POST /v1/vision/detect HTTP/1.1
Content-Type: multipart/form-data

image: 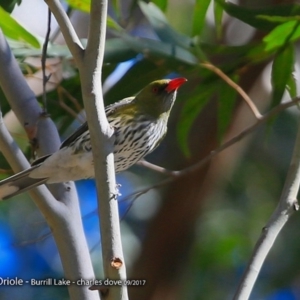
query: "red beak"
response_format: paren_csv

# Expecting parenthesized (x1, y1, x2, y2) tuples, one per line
(165, 77, 187, 93)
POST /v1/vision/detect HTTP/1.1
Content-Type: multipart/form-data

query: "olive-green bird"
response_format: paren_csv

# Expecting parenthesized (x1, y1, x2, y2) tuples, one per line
(0, 77, 187, 199)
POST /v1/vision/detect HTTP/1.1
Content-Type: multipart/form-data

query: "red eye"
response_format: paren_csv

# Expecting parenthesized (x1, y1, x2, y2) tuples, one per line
(152, 87, 158, 94)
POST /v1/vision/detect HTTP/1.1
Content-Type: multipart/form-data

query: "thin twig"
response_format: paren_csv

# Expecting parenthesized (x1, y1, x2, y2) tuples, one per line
(16, 231, 52, 247)
(57, 86, 85, 122)
(126, 97, 300, 203)
(57, 86, 83, 113)
(58, 100, 81, 120)
(201, 62, 263, 119)
(136, 160, 177, 176)
(41, 8, 52, 113)
(0, 168, 13, 175)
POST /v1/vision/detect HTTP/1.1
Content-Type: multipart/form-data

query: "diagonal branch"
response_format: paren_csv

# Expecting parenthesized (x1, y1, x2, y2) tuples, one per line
(125, 96, 300, 203)
(201, 62, 263, 119)
(233, 114, 300, 300)
(45, 0, 84, 65)
(0, 29, 98, 300)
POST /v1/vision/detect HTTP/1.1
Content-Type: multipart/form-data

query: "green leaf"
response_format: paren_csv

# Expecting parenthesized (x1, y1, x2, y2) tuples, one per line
(122, 35, 198, 66)
(0, 7, 40, 48)
(10, 38, 136, 64)
(111, 0, 121, 18)
(139, 2, 192, 48)
(257, 15, 300, 23)
(271, 44, 295, 108)
(107, 16, 123, 32)
(214, 0, 225, 38)
(217, 77, 237, 141)
(221, 2, 300, 31)
(9, 39, 71, 57)
(151, 0, 168, 12)
(286, 73, 297, 99)
(263, 20, 300, 52)
(191, 0, 211, 36)
(177, 83, 216, 157)
(104, 38, 137, 63)
(0, 0, 22, 13)
(65, 0, 90, 12)
(247, 43, 273, 63)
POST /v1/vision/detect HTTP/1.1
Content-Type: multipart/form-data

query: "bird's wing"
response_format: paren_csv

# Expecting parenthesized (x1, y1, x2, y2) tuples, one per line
(0, 165, 48, 200)
(60, 122, 89, 149)
(31, 154, 52, 166)
(54, 97, 134, 150)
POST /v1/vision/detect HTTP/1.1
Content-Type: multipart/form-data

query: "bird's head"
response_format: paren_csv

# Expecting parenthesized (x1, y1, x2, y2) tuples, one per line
(134, 77, 187, 118)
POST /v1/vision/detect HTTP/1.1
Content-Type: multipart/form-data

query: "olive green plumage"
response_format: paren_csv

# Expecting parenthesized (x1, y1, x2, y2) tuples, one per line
(0, 78, 187, 199)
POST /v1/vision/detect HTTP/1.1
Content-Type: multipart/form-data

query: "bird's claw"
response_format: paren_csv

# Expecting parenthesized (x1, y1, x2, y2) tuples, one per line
(111, 184, 122, 200)
(115, 183, 122, 197)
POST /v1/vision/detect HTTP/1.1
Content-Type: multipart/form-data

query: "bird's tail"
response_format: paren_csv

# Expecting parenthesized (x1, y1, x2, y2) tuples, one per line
(0, 165, 48, 200)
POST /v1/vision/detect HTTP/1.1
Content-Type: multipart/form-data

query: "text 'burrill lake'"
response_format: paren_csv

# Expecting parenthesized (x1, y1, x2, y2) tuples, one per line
(0, 277, 146, 286)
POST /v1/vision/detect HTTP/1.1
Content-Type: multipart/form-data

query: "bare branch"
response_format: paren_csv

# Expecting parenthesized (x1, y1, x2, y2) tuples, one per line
(57, 86, 84, 117)
(41, 8, 52, 112)
(233, 114, 300, 299)
(44, 0, 84, 65)
(82, 0, 129, 298)
(129, 97, 300, 202)
(46, 0, 128, 299)
(201, 62, 263, 119)
(136, 160, 176, 176)
(0, 29, 98, 300)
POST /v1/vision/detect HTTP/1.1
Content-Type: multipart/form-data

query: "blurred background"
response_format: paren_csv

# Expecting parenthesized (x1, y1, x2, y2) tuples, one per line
(0, 0, 300, 299)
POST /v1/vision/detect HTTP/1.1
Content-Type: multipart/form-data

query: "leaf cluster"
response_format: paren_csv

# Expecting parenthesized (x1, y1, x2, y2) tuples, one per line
(1, 1, 299, 157)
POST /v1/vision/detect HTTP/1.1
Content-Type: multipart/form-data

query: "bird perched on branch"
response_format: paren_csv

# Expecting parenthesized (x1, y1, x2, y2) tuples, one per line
(0, 77, 187, 200)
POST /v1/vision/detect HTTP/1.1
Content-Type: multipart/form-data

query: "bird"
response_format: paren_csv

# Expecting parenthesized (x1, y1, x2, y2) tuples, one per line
(0, 77, 187, 200)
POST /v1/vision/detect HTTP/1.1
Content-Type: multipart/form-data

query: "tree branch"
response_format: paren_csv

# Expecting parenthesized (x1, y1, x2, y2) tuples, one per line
(136, 160, 176, 176)
(46, 1, 128, 299)
(0, 29, 98, 300)
(83, 1, 128, 298)
(201, 62, 262, 119)
(233, 117, 300, 299)
(125, 96, 300, 203)
(45, 0, 84, 65)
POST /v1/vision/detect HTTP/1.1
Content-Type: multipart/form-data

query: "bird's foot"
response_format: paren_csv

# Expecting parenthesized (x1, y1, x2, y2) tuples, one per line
(111, 184, 122, 200)
(115, 183, 122, 197)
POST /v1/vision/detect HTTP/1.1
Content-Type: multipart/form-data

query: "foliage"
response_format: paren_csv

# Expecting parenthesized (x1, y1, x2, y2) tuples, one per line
(0, 6, 39, 48)
(1, 1, 300, 299)
(0, 0, 22, 13)
(4, 1, 299, 155)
